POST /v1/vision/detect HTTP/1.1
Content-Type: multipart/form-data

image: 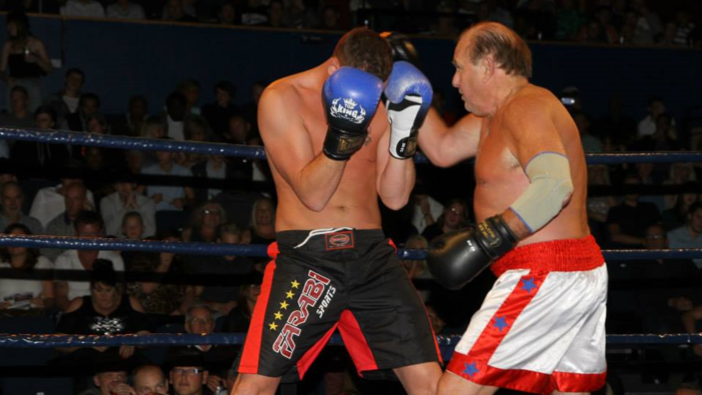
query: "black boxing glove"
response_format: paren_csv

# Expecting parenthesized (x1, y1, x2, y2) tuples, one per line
(381, 31, 422, 69)
(427, 215, 518, 290)
(322, 67, 383, 161)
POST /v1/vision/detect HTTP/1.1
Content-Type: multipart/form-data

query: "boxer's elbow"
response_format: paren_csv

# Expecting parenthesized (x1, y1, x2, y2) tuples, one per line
(297, 193, 330, 212)
(381, 194, 410, 211)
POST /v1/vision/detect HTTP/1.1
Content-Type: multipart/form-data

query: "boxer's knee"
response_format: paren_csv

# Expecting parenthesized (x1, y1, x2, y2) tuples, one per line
(231, 373, 280, 395)
(437, 371, 498, 395)
(394, 362, 442, 395)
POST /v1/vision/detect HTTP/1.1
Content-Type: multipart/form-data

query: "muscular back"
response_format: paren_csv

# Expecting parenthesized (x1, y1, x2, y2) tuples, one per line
(258, 65, 392, 231)
(474, 84, 589, 245)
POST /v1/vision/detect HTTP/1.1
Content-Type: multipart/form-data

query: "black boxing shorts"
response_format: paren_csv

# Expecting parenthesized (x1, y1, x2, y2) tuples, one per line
(235, 228, 442, 380)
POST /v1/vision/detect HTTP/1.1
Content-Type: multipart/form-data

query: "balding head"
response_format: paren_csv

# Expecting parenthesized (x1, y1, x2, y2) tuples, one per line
(457, 22, 532, 79)
(65, 182, 88, 219)
(133, 365, 168, 395)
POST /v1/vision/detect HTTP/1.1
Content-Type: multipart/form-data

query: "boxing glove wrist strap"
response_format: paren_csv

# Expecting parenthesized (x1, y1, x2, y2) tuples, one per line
(323, 127, 367, 161)
(475, 215, 518, 259)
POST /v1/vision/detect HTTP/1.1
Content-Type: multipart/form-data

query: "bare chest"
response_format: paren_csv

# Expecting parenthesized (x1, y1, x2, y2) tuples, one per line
(474, 119, 522, 185)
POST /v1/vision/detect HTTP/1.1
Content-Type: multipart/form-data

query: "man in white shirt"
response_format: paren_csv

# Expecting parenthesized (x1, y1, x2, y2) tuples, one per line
(100, 172, 156, 238)
(60, 0, 106, 17)
(30, 176, 95, 229)
(54, 211, 124, 310)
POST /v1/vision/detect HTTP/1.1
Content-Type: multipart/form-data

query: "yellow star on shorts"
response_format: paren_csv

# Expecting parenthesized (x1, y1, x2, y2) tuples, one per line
(274, 312, 283, 320)
(269, 322, 278, 331)
(280, 301, 289, 310)
(286, 290, 295, 299)
(291, 280, 300, 289)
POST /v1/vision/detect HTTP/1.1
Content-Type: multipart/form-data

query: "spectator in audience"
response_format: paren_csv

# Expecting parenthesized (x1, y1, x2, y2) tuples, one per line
(189, 223, 254, 315)
(121, 211, 145, 240)
(0, 10, 52, 112)
(86, 112, 110, 134)
(630, 0, 662, 46)
(44, 68, 84, 126)
(127, 252, 186, 315)
(66, 92, 101, 131)
(101, 170, 156, 238)
(132, 365, 169, 395)
(0, 85, 34, 127)
(222, 271, 261, 333)
(191, 154, 245, 202)
(631, 112, 681, 153)
(111, 95, 148, 137)
(11, 105, 74, 169)
(54, 211, 125, 309)
(143, 139, 195, 215)
(218, 3, 237, 25)
(201, 81, 238, 139)
(163, 91, 188, 140)
(410, 178, 444, 235)
(674, 11, 695, 47)
(668, 202, 702, 269)
(657, 22, 679, 47)
(638, 96, 668, 138)
(242, 196, 275, 246)
(183, 201, 226, 243)
(141, 115, 166, 139)
(663, 163, 697, 210)
(168, 351, 209, 395)
(319, 5, 340, 30)
(400, 234, 431, 302)
(555, 0, 584, 40)
(77, 360, 134, 395)
(0, 181, 43, 234)
(106, 0, 146, 19)
(241, 79, 267, 134)
(176, 115, 209, 169)
(594, 95, 637, 147)
(573, 110, 602, 152)
(0, 223, 54, 310)
(576, 14, 617, 44)
(606, 173, 661, 248)
(240, 0, 268, 25)
(663, 181, 700, 231)
(224, 113, 252, 145)
(29, 161, 95, 226)
(55, 260, 149, 366)
(421, 198, 470, 242)
(43, 182, 91, 260)
(60, 0, 105, 17)
(178, 79, 201, 115)
(266, 0, 284, 27)
(587, 164, 617, 243)
(162, 0, 197, 22)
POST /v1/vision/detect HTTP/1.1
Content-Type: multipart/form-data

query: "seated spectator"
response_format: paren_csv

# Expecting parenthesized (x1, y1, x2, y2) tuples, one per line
(54, 212, 125, 309)
(188, 223, 254, 315)
(106, 0, 146, 19)
(0, 223, 54, 311)
(422, 198, 470, 242)
(410, 178, 444, 235)
(65, 92, 101, 131)
(630, 112, 681, 152)
(86, 112, 110, 134)
(668, 202, 702, 269)
(319, 5, 341, 30)
(606, 174, 661, 248)
(573, 110, 602, 152)
(162, 0, 198, 22)
(638, 96, 669, 138)
(162, 91, 187, 140)
(218, 3, 237, 25)
(168, 305, 234, 393)
(141, 116, 167, 140)
(183, 201, 226, 243)
(77, 358, 133, 395)
(101, 171, 156, 238)
(192, 154, 247, 202)
(60, 0, 105, 17)
(29, 163, 95, 230)
(201, 81, 239, 139)
(587, 164, 617, 243)
(663, 163, 697, 210)
(43, 182, 91, 261)
(111, 95, 148, 137)
(127, 252, 186, 315)
(44, 68, 84, 127)
(222, 272, 261, 333)
(143, 141, 195, 230)
(178, 79, 201, 115)
(176, 116, 209, 169)
(555, 0, 584, 40)
(243, 197, 275, 246)
(400, 234, 431, 302)
(121, 212, 145, 240)
(132, 365, 169, 395)
(168, 351, 209, 395)
(0, 85, 35, 128)
(55, 260, 149, 366)
(0, 181, 43, 234)
(663, 182, 700, 231)
(11, 106, 73, 169)
(240, 0, 268, 25)
(594, 95, 637, 147)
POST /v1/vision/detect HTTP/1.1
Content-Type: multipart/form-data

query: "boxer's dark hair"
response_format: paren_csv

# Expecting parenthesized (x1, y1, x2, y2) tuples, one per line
(460, 22, 532, 79)
(333, 27, 393, 82)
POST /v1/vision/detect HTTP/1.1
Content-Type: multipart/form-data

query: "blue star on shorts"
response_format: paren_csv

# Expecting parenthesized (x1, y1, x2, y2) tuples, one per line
(521, 277, 536, 293)
(493, 316, 508, 331)
(463, 362, 479, 378)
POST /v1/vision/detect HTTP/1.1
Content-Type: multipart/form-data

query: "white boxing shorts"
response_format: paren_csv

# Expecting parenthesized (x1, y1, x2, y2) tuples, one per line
(447, 235, 607, 395)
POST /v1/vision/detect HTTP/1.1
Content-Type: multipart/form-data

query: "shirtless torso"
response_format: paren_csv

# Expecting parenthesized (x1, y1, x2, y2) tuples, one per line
(258, 61, 403, 232)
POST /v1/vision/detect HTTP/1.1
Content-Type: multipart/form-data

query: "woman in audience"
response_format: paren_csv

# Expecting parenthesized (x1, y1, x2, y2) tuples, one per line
(182, 201, 227, 243)
(242, 197, 275, 245)
(176, 115, 210, 169)
(662, 181, 700, 231)
(0, 223, 54, 310)
(55, 259, 150, 365)
(126, 252, 186, 315)
(222, 272, 262, 333)
(421, 198, 470, 242)
(121, 211, 145, 240)
(663, 162, 697, 210)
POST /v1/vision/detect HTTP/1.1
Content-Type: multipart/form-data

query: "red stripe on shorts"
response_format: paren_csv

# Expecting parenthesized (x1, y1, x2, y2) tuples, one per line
(447, 272, 548, 385)
(296, 323, 340, 379)
(238, 243, 279, 374)
(338, 310, 379, 374)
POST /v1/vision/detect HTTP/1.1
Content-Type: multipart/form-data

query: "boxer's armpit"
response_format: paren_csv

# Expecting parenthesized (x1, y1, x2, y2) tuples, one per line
(509, 152, 574, 233)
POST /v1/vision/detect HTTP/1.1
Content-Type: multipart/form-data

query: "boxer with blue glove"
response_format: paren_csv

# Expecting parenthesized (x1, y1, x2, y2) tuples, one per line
(232, 28, 442, 395)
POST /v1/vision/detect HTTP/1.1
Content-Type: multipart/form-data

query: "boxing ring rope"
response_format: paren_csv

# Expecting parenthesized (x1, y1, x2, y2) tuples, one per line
(0, 127, 700, 355)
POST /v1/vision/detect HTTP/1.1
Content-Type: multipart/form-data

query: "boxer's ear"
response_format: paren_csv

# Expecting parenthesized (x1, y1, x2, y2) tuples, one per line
(481, 55, 495, 83)
(327, 57, 341, 75)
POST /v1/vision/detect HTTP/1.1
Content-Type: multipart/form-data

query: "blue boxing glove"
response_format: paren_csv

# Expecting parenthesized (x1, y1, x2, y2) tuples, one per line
(323, 67, 383, 161)
(384, 61, 433, 159)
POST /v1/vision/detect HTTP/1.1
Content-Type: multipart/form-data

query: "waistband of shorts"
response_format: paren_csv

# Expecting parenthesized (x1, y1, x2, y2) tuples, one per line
(490, 235, 604, 277)
(275, 228, 386, 251)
